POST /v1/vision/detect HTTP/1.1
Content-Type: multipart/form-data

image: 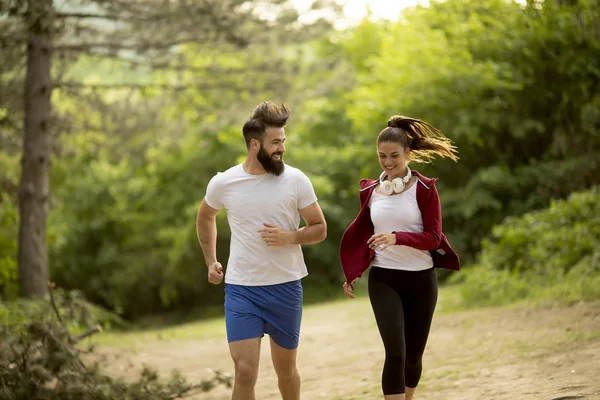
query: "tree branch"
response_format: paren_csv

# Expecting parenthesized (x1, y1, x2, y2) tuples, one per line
(55, 12, 153, 21)
(43, 326, 88, 372)
(73, 325, 103, 343)
(0, 371, 10, 399)
(84, 53, 272, 74)
(56, 12, 117, 20)
(53, 39, 201, 52)
(48, 281, 73, 343)
(54, 81, 236, 91)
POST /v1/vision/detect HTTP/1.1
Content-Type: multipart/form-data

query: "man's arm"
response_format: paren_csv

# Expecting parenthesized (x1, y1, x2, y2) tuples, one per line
(295, 201, 327, 244)
(196, 199, 223, 284)
(258, 201, 327, 246)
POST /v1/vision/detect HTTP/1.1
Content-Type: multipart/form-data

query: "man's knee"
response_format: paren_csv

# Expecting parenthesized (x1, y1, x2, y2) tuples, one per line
(274, 361, 298, 381)
(234, 360, 259, 384)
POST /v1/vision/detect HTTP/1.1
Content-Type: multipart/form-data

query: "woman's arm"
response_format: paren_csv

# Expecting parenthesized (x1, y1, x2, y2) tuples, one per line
(393, 184, 442, 250)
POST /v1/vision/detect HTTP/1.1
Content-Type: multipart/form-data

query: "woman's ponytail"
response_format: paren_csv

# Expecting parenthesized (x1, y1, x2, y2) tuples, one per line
(379, 115, 459, 163)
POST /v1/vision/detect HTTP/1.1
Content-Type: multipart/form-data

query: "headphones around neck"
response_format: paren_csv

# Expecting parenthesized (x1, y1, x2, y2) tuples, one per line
(379, 166, 412, 196)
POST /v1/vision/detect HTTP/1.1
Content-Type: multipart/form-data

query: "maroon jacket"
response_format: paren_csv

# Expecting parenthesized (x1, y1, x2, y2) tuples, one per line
(340, 171, 460, 284)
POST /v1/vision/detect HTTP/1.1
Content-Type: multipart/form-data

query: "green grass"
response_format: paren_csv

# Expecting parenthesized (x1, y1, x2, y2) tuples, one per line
(92, 314, 225, 346)
(91, 279, 598, 349)
(92, 283, 464, 347)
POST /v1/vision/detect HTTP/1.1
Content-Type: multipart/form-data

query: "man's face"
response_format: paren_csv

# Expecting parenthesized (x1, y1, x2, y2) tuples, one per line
(256, 127, 286, 176)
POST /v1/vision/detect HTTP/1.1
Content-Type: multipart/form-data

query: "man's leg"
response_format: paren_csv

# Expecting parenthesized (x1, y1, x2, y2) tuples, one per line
(262, 280, 303, 400)
(229, 338, 261, 400)
(224, 284, 266, 400)
(270, 337, 300, 400)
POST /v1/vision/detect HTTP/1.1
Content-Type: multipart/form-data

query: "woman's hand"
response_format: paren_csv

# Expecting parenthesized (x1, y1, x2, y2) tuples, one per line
(367, 233, 397, 251)
(343, 278, 358, 299)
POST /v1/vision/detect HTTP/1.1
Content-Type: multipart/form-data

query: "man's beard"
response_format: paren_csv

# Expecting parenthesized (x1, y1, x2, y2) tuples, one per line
(257, 144, 285, 176)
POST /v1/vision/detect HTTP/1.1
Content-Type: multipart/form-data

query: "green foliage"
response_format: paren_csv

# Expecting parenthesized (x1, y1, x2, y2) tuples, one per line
(481, 187, 600, 275)
(0, 286, 126, 344)
(0, 287, 231, 400)
(340, 0, 600, 264)
(289, 0, 600, 269)
(48, 130, 235, 318)
(458, 187, 600, 306)
(0, 151, 19, 301)
(3, 0, 600, 318)
(0, 194, 17, 301)
(45, 0, 600, 315)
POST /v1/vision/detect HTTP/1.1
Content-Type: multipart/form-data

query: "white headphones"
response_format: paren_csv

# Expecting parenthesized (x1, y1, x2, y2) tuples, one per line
(379, 166, 412, 196)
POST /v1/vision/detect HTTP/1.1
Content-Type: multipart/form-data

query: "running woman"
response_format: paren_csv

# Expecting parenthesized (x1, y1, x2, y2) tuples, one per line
(340, 115, 460, 400)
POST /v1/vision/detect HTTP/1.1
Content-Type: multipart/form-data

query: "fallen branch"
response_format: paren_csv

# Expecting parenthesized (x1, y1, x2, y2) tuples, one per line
(44, 326, 88, 372)
(73, 325, 103, 343)
(1, 285, 231, 399)
(48, 281, 73, 343)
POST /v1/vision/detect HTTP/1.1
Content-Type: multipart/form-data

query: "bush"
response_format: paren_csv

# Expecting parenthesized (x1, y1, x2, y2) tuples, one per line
(457, 187, 600, 306)
(0, 192, 18, 301)
(0, 284, 231, 400)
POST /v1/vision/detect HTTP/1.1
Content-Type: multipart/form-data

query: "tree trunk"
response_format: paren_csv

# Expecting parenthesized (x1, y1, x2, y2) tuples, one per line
(18, 0, 54, 298)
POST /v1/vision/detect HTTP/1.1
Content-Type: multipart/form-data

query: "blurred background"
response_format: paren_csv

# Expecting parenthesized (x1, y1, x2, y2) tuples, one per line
(1, 0, 599, 323)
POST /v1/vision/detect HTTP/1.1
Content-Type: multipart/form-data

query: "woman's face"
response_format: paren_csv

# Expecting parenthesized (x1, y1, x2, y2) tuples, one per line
(378, 141, 410, 179)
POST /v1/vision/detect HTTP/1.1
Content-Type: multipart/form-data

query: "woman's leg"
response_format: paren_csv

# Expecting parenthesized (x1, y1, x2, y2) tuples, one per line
(403, 268, 438, 399)
(368, 267, 407, 398)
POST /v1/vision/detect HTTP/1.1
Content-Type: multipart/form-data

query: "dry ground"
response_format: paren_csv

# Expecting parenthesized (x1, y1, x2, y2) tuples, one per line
(93, 287, 600, 400)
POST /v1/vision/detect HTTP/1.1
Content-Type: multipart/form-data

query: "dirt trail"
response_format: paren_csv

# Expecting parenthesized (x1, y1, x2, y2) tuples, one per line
(98, 298, 600, 400)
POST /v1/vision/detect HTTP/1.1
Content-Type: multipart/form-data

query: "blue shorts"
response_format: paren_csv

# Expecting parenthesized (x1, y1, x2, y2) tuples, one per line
(224, 280, 303, 350)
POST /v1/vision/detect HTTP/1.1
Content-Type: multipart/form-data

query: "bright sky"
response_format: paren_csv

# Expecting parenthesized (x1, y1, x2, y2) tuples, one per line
(292, 0, 430, 24)
(339, 0, 428, 20)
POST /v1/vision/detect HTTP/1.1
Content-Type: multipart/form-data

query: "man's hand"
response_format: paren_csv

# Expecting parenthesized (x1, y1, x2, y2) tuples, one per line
(258, 223, 295, 246)
(208, 261, 224, 285)
(343, 278, 358, 299)
(367, 233, 397, 251)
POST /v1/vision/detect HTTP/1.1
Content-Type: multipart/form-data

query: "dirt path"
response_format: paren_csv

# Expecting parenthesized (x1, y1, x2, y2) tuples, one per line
(97, 297, 600, 399)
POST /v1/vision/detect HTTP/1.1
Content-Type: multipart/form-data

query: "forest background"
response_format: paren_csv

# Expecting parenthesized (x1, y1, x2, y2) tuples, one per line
(1, 0, 599, 322)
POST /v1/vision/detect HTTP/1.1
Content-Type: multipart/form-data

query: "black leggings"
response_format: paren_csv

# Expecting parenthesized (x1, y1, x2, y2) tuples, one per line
(368, 266, 438, 395)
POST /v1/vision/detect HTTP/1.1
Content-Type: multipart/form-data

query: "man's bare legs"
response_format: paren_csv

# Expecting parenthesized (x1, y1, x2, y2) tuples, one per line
(229, 338, 261, 400)
(270, 337, 300, 400)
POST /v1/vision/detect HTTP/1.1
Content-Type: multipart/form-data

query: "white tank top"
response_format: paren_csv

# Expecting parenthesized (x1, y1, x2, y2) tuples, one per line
(368, 183, 433, 271)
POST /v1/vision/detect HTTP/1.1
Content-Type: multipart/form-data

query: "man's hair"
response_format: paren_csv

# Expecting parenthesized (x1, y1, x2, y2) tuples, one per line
(242, 102, 290, 148)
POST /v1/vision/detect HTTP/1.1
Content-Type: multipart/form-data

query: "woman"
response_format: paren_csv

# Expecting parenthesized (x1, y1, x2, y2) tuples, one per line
(339, 116, 460, 400)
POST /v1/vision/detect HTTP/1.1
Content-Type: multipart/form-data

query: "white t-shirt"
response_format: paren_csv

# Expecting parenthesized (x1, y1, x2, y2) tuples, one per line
(369, 183, 433, 271)
(204, 163, 318, 286)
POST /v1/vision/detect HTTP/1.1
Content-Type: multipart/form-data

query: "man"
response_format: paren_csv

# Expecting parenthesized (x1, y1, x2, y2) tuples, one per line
(196, 101, 327, 400)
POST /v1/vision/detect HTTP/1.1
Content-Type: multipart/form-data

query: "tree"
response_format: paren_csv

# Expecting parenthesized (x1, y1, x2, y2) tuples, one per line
(18, 0, 53, 298)
(291, 0, 600, 266)
(2, 0, 339, 298)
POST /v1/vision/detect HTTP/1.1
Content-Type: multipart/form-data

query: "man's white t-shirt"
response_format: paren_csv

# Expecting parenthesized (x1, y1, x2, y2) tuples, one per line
(204, 164, 318, 286)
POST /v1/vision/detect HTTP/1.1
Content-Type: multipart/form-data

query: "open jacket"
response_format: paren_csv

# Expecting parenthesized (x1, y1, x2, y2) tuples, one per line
(340, 170, 460, 284)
